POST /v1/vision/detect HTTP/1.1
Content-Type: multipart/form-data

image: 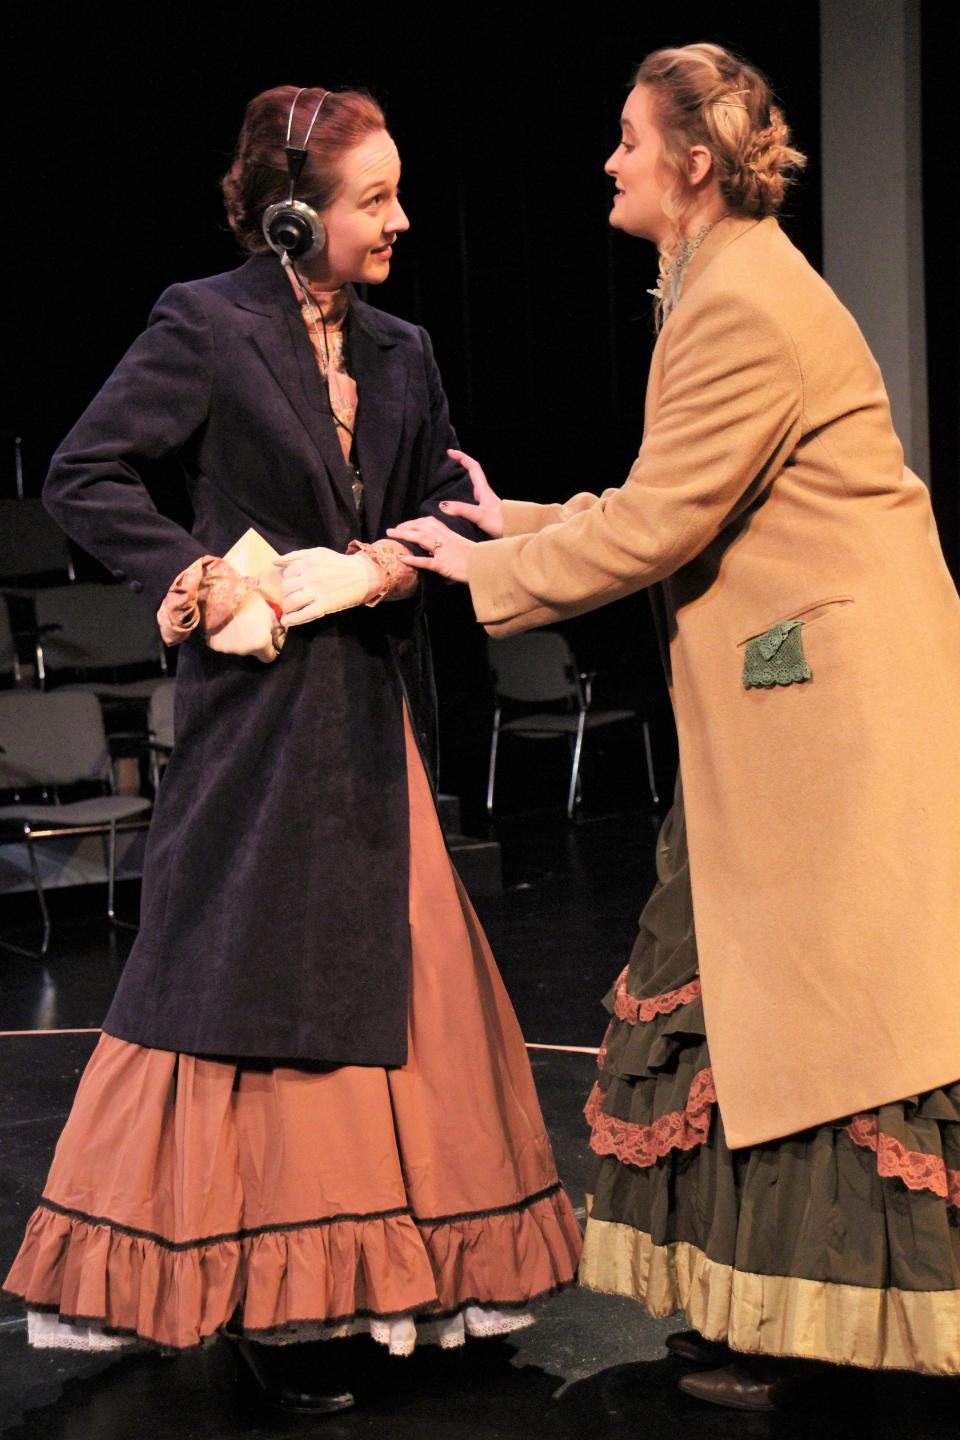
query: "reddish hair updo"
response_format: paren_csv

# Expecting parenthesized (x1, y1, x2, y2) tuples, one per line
(222, 84, 387, 255)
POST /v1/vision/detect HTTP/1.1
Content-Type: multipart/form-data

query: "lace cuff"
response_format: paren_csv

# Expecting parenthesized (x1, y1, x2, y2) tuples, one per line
(157, 556, 270, 646)
(346, 539, 418, 607)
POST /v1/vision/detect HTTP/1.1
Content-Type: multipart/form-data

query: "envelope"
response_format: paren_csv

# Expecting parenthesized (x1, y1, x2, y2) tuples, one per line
(223, 528, 285, 609)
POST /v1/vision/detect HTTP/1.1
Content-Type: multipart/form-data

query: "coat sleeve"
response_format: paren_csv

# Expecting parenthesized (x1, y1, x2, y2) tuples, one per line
(411, 326, 483, 542)
(501, 498, 568, 536)
(43, 284, 214, 611)
(467, 285, 804, 636)
(498, 481, 606, 538)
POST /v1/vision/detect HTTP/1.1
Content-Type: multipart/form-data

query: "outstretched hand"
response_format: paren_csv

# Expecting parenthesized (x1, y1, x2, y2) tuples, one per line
(438, 449, 503, 537)
(385, 516, 475, 584)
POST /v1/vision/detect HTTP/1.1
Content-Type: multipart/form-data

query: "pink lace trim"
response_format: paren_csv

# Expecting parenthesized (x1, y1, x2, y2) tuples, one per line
(612, 966, 702, 1026)
(842, 1114, 960, 1207)
(346, 539, 417, 606)
(157, 556, 259, 645)
(585, 1067, 716, 1169)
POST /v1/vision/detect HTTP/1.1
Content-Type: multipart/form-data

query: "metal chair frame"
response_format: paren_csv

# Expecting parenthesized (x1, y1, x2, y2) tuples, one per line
(147, 678, 176, 791)
(0, 495, 76, 586)
(0, 815, 150, 957)
(30, 583, 168, 693)
(0, 594, 21, 686)
(0, 691, 152, 957)
(486, 632, 659, 819)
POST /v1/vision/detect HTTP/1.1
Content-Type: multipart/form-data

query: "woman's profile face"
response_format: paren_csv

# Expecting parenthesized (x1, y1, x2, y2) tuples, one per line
(305, 128, 409, 287)
(605, 85, 673, 245)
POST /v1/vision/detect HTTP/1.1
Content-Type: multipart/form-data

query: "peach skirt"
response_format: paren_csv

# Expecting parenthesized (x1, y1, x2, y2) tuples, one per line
(4, 713, 582, 1353)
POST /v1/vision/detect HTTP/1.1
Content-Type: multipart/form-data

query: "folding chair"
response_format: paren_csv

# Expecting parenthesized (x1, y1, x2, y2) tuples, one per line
(0, 690, 152, 955)
(487, 631, 658, 819)
(147, 678, 177, 790)
(0, 595, 20, 686)
(31, 583, 168, 696)
(0, 496, 76, 585)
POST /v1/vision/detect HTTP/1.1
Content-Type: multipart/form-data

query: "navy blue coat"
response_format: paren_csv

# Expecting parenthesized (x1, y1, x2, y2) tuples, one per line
(44, 255, 477, 1065)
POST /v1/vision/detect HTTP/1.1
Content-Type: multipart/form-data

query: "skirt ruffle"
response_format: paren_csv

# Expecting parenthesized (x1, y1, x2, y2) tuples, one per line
(580, 772, 960, 1375)
(4, 709, 582, 1352)
(10, 1177, 576, 1352)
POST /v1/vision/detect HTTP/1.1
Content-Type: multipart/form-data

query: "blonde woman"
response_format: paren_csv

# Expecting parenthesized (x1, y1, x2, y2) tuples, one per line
(389, 43, 960, 1411)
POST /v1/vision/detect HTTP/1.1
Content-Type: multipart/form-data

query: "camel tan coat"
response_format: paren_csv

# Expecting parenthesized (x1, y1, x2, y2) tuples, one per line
(468, 216, 960, 1148)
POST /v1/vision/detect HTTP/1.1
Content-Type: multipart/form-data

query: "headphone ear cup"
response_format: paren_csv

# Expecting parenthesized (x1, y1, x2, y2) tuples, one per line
(262, 200, 327, 261)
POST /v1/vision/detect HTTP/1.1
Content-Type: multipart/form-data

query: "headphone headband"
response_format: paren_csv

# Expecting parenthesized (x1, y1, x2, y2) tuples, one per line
(285, 88, 307, 145)
(262, 88, 332, 262)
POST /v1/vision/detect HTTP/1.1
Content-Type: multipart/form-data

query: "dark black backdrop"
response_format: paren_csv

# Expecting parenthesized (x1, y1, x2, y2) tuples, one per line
(3, 3, 823, 494)
(3, 4, 954, 815)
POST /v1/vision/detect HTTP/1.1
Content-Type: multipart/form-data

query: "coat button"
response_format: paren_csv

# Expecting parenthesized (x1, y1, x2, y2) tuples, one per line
(130, 580, 143, 593)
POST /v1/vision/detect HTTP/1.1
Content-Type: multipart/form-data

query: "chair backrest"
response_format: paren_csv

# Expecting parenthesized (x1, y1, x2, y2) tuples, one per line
(0, 690, 111, 788)
(33, 584, 162, 673)
(149, 678, 177, 750)
(0, 596, 17, 681)
(488, 632, 579, 703)
(0, 498, 74, 584)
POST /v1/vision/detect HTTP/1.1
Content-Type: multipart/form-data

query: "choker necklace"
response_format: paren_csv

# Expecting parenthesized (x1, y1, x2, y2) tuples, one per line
(648, 220, 724, 320)
(296, 280, 349, 329)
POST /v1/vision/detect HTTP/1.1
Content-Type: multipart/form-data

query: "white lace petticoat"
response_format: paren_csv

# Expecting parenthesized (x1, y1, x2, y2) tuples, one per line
(27, 1304, 534, 1358)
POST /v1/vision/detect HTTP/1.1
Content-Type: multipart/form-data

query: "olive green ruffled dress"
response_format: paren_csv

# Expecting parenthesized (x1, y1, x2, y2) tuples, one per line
(580, 774, 960, 1375)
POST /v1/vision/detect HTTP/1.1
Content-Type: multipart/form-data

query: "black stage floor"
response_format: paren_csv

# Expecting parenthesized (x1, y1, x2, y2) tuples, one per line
(1, 810, 957, 1437)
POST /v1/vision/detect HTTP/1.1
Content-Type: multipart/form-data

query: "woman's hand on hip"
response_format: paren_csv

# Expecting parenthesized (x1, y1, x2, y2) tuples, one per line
(385, 518, 475, 584)
(439, 450, 504, 537)
(276, 547, 381, 624)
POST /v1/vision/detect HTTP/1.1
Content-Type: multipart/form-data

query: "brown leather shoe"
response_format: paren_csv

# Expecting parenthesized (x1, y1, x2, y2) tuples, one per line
(665, 1329, 730, 1365)
(678, 1360, 786, 1411)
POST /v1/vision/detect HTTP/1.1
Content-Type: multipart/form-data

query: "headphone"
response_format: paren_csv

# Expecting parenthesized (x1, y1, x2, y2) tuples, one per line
(262, 89, 331, 262)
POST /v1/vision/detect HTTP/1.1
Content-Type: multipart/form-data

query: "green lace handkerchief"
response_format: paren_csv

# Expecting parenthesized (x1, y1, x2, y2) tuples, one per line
(742, 619, 812, 689)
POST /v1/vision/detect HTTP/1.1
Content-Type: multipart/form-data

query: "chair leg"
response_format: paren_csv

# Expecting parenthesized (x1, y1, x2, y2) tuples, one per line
(105, 821, 137, 931)
(0, 832, 52, 959)
(26, 836, 51, 952)
(642, 720, 660, 806)
(486, 717, 501, 815)
(567, 713, 587, 819)
(106, 820, 117, 922)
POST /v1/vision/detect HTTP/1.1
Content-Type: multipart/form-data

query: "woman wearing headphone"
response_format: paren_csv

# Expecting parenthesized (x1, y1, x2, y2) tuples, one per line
(389, 44, 960, 1411)
(4, 86, 581, 1414)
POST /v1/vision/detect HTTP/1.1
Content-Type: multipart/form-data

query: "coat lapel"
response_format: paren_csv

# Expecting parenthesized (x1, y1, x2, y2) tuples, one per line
(350, 302, 408, 540)
(230, 258, 363, 527)
(674, 214, 764, 302)
(644, 216, 765, 436)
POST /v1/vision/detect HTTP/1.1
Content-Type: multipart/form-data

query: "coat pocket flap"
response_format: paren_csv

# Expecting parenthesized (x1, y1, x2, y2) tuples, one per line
(743, 620, 812, 689)
(737, 596, 854, 649)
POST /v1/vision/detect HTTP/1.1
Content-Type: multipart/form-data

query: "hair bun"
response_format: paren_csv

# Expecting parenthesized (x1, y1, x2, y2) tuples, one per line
(635, 44, 807, 230)
(723, 106, 806, 216)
